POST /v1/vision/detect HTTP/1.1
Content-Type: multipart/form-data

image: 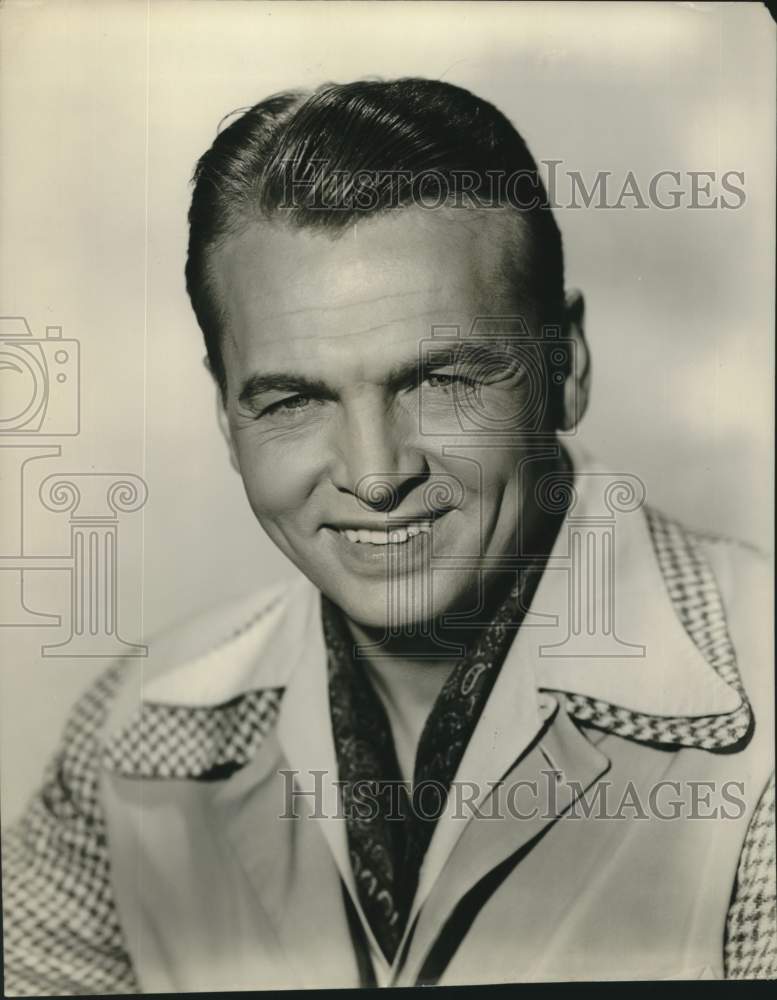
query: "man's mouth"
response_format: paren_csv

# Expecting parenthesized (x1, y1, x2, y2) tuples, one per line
(327, 507, 452, 547)
(338, 522, 434, 546)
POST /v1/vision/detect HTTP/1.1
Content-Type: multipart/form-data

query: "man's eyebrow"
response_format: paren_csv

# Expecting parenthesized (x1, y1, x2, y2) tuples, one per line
(238, 340, 525, 404)
(385, 338, 523, 390)
(237, 372, 333, 406)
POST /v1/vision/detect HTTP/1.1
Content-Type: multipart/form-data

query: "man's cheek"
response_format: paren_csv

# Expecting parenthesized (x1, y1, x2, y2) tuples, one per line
(236, 448, 314, 520)
(439, 446, 520, 500)
(471, 448, 530, 533)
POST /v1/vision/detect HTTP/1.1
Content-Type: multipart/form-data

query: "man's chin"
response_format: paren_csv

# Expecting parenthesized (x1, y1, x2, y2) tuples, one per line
(319, 579, 468, 638)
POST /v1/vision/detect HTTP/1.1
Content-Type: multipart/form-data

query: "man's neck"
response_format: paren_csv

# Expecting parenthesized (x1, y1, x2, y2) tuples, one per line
(341, 572, 524, 782)
(342, 621, 468, 782)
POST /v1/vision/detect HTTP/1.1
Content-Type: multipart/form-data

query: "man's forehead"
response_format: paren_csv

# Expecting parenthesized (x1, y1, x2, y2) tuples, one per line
(212, 206, 536, 348)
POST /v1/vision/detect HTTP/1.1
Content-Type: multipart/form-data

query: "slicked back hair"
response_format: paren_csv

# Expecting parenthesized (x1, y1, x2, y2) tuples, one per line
(185, 77, 564, 396)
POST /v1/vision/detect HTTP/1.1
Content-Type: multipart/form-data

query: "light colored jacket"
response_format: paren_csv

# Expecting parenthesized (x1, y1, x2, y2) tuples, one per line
(3, 467, 775, 991)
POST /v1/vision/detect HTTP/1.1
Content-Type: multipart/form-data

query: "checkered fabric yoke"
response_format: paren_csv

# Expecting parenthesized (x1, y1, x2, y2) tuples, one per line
(560, 506, 753, 751)
(99, 588, 287, 779)
(725, 774, 777, 979)
(101, 687, 283, 779)
(2, 661, 139, 995)
(3, 594, 285, 995)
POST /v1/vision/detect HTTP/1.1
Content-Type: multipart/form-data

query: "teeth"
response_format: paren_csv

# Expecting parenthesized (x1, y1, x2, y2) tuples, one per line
(340, 523, 433, 545)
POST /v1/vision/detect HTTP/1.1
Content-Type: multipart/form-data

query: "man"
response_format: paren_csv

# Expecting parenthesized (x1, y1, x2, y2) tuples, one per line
(2, 78, 775, 991)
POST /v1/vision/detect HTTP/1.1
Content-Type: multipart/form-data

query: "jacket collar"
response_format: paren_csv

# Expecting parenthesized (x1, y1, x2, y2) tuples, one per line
(517, 458, 741, 719)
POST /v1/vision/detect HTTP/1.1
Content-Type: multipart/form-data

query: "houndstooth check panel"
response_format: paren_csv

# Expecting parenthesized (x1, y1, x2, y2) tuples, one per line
(101, 687, 283, 779)
(2, 661, 139, 997)
(2, 668, 284, 996)
(725, 774, 777, 979)
(558, 507, 753, 751)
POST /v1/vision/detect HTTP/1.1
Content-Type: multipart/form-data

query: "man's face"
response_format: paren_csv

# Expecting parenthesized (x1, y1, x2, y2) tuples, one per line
(212, 207, 568, 629)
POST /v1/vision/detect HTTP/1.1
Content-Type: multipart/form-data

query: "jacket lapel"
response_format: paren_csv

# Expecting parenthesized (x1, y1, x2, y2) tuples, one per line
(394, 699, 611, 985)
(212, 725, 362, 989)
(271, 582, 395, 981)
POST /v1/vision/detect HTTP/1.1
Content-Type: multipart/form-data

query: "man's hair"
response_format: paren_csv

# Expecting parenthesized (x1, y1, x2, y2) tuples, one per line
(185, 77, 564, 395)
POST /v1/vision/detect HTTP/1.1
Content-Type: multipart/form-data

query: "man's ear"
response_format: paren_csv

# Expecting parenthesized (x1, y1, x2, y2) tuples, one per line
(216, 389, 240, 473)
(559, 289, 591, 432)
(206, 356, 239, 473)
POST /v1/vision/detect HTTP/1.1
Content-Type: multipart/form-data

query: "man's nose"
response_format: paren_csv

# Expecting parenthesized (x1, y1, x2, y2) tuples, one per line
(328, 394, 428, 510)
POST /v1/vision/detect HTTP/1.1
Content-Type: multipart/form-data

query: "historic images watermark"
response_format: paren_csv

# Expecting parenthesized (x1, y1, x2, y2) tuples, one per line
(277, 159, 747, 212)
(279, 769, 748, 823)
(0, 316, 147, 656)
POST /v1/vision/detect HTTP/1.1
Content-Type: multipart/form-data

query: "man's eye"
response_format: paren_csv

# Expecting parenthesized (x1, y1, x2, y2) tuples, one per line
(423, 373, 477, 392)
(259, 395, 312, 419)
(423, 361, 525, 394)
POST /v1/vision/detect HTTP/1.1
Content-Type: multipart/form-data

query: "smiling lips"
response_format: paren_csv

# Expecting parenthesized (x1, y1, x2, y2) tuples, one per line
(331, 507, 451, 546)
(339, 522, 433, 545)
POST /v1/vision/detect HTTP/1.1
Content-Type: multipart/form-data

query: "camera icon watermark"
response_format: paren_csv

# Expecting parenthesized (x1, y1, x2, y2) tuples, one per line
(0, 318, 79, 435)
(418, 317, 576, 439)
